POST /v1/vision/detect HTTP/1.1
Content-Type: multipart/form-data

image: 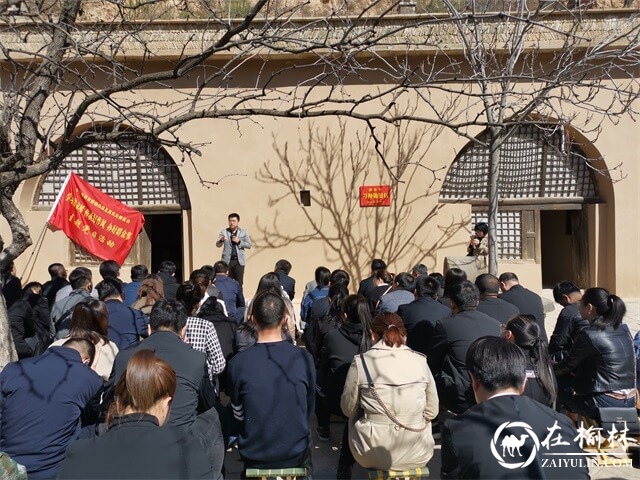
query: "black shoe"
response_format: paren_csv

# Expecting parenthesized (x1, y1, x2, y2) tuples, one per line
(316, 425, 331, 441)
(336, 463, 352, 480)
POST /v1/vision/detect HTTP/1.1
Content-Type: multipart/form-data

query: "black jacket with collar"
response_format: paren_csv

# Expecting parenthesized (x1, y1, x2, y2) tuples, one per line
(554, 324, 635, 394)
(499, 284, 547, 341)
(106, 331, 209, 427)
(58, 414, 213, 479)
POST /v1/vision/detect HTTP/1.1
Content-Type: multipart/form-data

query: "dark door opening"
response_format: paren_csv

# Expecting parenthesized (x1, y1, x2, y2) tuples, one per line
(144, 213, 184, 283)
(540, 209, 588, 288)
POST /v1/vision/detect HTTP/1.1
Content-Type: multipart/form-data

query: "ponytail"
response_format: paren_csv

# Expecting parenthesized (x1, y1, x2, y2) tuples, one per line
(371, 312, 406, 347)
(505, 315, 556, 403)
(583, 288, 626, 330)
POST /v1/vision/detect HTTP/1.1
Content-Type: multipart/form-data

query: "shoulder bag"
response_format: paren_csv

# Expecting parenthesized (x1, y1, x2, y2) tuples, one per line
(358, 353, 428, 432)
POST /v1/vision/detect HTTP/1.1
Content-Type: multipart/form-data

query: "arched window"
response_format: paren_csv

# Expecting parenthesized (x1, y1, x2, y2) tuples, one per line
(440, 124, 599, 259)
(35, 130, 191, 265)
(35, 135, 190, 209)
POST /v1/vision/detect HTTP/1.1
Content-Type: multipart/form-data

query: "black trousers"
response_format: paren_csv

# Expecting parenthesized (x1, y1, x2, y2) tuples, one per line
(229, 259, 245, 287)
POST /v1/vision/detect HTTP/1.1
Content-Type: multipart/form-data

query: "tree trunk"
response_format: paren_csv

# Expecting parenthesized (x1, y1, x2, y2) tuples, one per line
(0, 294, 17, 371)
(487, 128, 501, 276)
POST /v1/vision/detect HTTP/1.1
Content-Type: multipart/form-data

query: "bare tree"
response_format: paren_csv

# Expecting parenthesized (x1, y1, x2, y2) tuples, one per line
(257, 119, 466, 281)
(0, 0, 638, 368)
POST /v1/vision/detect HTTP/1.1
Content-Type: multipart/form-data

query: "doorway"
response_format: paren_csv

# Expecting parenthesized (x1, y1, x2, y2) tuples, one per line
(144, 213, 184, 282)
(540, 209, 588, 288)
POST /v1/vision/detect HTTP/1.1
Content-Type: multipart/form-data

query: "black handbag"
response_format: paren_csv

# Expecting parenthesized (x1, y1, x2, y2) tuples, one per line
(598, 406, 640, 436)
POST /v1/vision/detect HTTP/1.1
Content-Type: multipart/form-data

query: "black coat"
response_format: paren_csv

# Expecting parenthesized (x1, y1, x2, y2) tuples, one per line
(429, 310, 501, 414)
(42, 277, 69, 308)
(397, 296, 451, 355)
(276, 271, 296, 301)
(317, 323, 364, 415)
(442, 395, 589, 479)
(8, 294, 51, 358)
(548, 303, 589, 361)
(499, 285, 547, 341)
(476, 296, 520, 324)
(555, 324, 635, 395)
(357, 275, 377, 299)
(106, 331, 210, 428)
(58, 414, 213, 479)
(158, 272, 179, 301)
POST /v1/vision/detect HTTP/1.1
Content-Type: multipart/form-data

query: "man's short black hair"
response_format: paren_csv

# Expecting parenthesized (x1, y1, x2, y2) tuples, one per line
(96, 277, 124, 301)
(48, 263, 65, 278)
(275, 259, 292, 275)
(475, 273, 500, 295)
(150, 300, 188, 332)
(395, 272, 416, 292)
(69, 267, 92, 285)
(411, 264, 428, 277)
(315, 267, 331, 288)
(131, 264, 149, 282)
(449, 280, 479, 311)
(473, 222, 489, 235)
(498, 272, 519, 284)
(371, 259, 386, 272)
(466, 336, 526, 392)
(159, 261, 177, 275)
(63, 337, 96, 366)
(213, 261, 229, 274)
(70, 274, 92, 290)
(415, 276, 440, 299)
(251, 291, 286, 329)
(330, 269, 350, 287)
(553, 281, 581, 303)
(228, 213, 240, 221)
(99, 260, 120, 280)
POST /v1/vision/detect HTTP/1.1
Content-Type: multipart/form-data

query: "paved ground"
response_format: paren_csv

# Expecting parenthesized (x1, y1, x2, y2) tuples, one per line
(223, 293, 640, 479)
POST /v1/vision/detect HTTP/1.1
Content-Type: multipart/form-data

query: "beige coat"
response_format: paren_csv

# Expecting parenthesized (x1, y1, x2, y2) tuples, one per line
(340, 342, 439, 470)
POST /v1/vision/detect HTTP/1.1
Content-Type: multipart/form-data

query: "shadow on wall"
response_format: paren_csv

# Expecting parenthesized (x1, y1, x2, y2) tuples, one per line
(254, 119, 468, 281)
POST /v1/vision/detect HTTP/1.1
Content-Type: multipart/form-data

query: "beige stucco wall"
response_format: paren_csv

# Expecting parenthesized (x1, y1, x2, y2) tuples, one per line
(4, 58, 639, 298)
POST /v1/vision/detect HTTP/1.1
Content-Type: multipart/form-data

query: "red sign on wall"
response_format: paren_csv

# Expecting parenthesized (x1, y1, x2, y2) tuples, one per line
(360, 185, 391, 207)
(47, 172, 145, 264)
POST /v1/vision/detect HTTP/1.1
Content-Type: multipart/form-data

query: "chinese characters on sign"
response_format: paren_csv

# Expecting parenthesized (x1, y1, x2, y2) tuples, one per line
(47, 172, 145, 264)
(359, 185, 391, 207)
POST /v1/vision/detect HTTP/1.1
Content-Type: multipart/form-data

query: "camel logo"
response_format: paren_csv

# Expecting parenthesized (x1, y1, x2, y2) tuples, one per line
(490, 421, 540, 469)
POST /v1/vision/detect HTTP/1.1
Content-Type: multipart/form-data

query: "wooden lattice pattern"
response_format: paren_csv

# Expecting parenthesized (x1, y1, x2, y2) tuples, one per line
(440, 124, 597, 201)
(36, 140, 190, 209)
(472, 211, 521, 260)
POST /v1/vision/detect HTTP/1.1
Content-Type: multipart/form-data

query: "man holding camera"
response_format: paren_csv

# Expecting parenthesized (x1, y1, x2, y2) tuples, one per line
(216, 213, 252, 287)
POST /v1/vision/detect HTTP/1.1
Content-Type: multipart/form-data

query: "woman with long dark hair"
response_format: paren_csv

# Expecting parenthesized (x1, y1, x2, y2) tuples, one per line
(554, 287, 635, 419)
(318, 294, 373, 478)
(58, 350, 213, 479)
(308, 283, 350, 361)
(341, 312, 438, 472)
(242, 272, 296, 342)
(50, 298, 118, 381)
(438, 268, 467, 307)
(176, 281, 225, 384)
(503, 315, 556, 407)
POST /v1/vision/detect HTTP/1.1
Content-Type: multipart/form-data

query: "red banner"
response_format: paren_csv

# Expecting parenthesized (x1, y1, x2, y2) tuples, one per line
(359, 185, 391, 207)
(47, 172, 145, 265)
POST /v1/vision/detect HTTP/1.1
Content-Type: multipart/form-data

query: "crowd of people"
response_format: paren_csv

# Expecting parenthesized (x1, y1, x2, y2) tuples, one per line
(1, 240, 639, 478)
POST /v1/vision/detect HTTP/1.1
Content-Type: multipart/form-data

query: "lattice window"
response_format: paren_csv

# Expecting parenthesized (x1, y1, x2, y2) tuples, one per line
(441, 124, 597, 201)
(472, 211, 522, 259)
(36, 139, 190, 209)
